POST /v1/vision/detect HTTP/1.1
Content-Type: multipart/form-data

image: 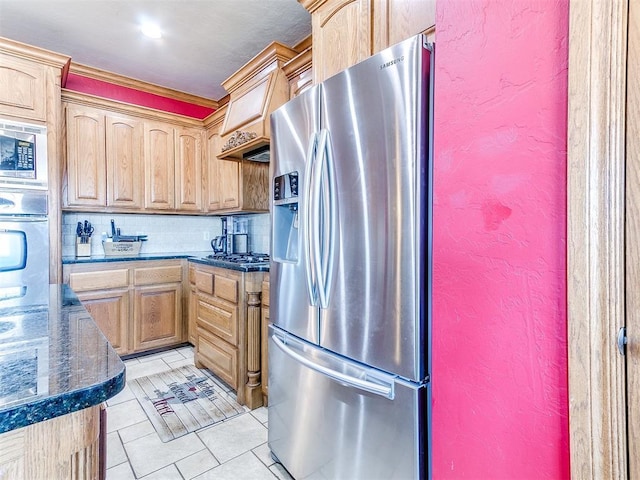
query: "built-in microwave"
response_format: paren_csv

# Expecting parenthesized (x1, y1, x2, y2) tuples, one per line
(0, 119, 48, 189)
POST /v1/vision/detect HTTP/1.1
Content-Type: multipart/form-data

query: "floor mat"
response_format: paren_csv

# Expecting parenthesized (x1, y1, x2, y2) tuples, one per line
(129, 364, 246, 442)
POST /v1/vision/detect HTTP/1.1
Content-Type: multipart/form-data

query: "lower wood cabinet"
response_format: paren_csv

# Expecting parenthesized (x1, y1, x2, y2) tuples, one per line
(191, 262, 265, 409)
(133, 283, 182, 352)
(0, 405, 103, 480)
(63, 259, 186, 356)
(76, 289, 129, 355)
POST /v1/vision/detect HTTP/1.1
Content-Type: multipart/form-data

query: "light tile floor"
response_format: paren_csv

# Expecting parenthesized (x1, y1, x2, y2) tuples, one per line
(106, 346, 294, 480)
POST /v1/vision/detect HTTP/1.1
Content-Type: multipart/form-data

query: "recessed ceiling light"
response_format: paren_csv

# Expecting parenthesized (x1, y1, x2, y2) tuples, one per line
(140, 23, 162, 39)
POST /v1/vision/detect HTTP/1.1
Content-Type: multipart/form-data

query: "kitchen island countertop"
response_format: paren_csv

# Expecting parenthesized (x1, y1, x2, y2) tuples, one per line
(0, 285, 125, 434)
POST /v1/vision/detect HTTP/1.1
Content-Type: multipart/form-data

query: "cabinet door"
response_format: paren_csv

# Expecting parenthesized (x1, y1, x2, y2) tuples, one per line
(188, 286, 197, 345)
(77, 289, 129, 355)
(373, 0, 436, 53)
(0, 53, 46, 121)
(175, 126, 203, 211)
(144, 122, 175, 210)
(312, 0, 372, 82)
(205, 128, 240, 211)
(106, 114, 144, 208)
(133, 283, 182, 351)
(219, 160, 240, 209)
(65, 104, 106, 207)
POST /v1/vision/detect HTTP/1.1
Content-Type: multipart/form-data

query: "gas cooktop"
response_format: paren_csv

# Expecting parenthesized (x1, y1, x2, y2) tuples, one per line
(206, 252, 270, 264)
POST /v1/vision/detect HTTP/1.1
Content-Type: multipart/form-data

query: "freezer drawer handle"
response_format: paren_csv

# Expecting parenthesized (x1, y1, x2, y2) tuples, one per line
(272, 334, 395, 400)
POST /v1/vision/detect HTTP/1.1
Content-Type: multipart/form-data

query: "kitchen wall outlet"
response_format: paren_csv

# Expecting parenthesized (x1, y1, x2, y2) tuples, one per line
(203, 231, 210, 241)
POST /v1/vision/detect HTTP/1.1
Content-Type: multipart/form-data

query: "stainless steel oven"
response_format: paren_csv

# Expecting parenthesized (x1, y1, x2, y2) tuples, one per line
(0, 189, 49, 308)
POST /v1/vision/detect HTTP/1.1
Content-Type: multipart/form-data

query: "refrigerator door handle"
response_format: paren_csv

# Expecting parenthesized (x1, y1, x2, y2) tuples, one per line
(303, 132, 319, 306)
(318, 129, 336, 309)
(310, 130, 325, 308)
(272, 334, 395, 400)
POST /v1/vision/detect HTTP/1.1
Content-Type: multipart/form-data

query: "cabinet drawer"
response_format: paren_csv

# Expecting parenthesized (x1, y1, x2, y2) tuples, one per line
(215, 275, 238, 303)
(134, 265, 182, 285)
(197, 326, 237, 389)
(195, 270, 214, 295)
(68, 269, 129, 292)
(197, 296, 237, 345)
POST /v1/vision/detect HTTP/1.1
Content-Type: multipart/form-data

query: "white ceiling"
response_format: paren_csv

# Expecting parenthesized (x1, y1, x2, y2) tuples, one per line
(0, 0, 311, 101)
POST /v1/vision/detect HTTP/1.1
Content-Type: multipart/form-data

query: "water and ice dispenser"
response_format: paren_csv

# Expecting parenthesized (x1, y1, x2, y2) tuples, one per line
(273, 171, 299, 262)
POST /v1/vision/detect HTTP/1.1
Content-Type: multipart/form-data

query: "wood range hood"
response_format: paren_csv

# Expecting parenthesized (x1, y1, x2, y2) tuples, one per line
(217, 41, 298, 162)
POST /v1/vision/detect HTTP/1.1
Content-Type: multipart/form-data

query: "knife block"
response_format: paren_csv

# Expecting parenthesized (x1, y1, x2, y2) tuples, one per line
(75, 238, 91, 257)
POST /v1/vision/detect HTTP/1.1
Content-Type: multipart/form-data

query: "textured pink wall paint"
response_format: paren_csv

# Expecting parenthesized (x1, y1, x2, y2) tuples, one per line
(431, 1, 570, 478)
(65, 73, 215, 119)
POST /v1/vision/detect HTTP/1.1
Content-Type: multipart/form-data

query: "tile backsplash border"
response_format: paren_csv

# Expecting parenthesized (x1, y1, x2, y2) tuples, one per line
(62, 212, 271, 257)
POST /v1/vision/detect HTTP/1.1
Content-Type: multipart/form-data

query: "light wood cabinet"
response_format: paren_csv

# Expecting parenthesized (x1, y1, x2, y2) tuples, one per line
(261, 277, 270, 403)
(133, 283, 182, 351)
(192, 262, 265, 408)
(308, 0, 372, 83)
(76, 289, 129, 355)
(0, 52, 47, 121)
(175, 125, 203, 211)
(144, 121, 175, 210)
(65, 105, 145, 209)
(205, 109, 240, 212)
(65, 104, 106, 207)
(0, 405, 103, 480)
(300, 0, 435, 83)
(106, 114, 144, 208)
(188, 265, 197, 345)
(373, 0, 436, 52)
(63, 259, 187, 356)
(204, 104, 267, 213)
(283, 43, 313, 100)
(64, 94, 208, 214)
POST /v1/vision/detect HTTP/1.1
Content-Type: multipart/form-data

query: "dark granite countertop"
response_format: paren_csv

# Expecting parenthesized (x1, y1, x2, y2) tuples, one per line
(62, 251, 212, 265)
(63, 251, 270, 273)
(0, 285, 125, 434)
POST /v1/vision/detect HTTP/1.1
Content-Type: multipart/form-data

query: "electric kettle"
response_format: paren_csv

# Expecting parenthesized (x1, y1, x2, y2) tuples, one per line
(211, 236, 226, 253)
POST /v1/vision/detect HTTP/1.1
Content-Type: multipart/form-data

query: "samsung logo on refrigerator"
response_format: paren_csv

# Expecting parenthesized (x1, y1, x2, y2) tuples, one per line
(379, 56, 405, 70)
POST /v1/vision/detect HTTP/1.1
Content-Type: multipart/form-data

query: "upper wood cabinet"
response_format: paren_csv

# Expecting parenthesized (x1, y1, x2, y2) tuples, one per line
(304, 0, 372, 83)
(175, 125, 203, 211)
(0, 52, 47, 121)
(373, 0, 436, 52)
(283, 38, 313, 100)
(204, 103, 268, 214)
(64, 94, 209, 213)
(65, 104, 146, 210)
(65, 104, 106, 207)
(144, 121, 175, 210)
(299, 0, 435, 83)
(106, 114, 144, 209)
(205, 106, 241, 212)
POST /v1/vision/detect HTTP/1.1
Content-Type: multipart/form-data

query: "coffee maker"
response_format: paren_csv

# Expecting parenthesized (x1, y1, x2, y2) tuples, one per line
(211, 217, 228, 254)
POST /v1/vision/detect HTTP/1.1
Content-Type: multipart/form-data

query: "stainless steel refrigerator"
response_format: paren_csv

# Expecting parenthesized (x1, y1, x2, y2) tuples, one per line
(268, 35, 433, 480)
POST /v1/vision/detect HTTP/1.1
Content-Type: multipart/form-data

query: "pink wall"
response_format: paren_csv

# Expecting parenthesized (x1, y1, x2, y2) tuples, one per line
(431, 1, 570, 478)
(65, 73, 215, 119)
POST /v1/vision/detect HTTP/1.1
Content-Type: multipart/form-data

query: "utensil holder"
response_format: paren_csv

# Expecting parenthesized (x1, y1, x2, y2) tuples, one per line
(75, 238, 91, 257)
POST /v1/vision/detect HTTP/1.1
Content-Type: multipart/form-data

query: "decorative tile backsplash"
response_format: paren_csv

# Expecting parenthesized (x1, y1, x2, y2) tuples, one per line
(62, 212, 271, 257)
